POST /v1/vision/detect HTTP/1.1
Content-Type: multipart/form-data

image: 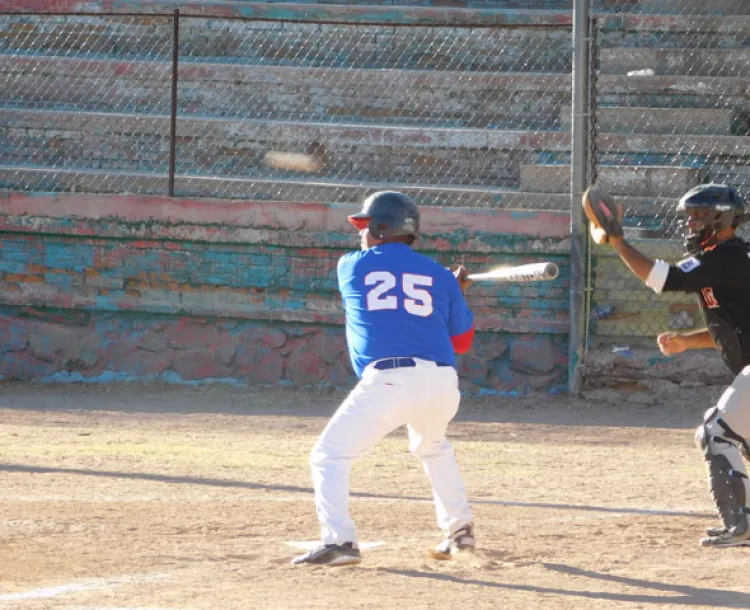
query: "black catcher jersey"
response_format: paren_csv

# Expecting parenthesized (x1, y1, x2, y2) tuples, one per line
(662, 238, 750, 375)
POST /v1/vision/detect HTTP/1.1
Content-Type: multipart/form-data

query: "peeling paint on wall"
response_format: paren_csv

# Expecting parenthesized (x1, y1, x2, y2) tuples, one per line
(0, 194, 570, 393)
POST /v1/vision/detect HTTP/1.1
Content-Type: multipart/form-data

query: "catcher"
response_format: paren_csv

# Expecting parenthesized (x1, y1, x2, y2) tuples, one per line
(583, 183, 750, 548)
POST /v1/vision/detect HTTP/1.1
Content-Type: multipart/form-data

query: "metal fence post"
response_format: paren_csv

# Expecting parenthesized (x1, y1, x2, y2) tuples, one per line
(168, 8, 179, 197)
(568, 0, 592, 394)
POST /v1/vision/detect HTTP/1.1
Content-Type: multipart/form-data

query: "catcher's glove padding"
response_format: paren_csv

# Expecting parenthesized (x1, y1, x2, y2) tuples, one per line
(582, 186, 623, 245)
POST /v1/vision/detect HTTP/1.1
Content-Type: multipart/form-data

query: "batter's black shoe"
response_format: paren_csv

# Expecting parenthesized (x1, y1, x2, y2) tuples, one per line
(705, 525, 727, 537)
(291, 542, 361, 566)
(430, 523, 475, 560)
(701, 514, 750, 548)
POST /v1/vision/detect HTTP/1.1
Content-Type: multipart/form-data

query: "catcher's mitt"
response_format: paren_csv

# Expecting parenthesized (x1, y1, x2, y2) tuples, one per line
(582, 186, 623, 245)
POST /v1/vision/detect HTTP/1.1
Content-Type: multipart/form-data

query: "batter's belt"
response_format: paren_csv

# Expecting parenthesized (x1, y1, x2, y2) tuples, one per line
(373, 357, 452, 371)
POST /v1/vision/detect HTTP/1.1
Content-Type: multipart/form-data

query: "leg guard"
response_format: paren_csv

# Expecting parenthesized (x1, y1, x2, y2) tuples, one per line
(696, 412, 750, 531)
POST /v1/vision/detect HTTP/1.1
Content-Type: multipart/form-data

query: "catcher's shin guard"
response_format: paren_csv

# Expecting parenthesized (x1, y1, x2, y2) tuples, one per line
(707, 453, 748, 530)
(696, 416, 750, 531)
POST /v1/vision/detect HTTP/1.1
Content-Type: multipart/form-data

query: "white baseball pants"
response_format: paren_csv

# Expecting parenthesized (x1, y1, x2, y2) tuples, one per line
(704, 365, 750, 506)
(715, 365, 750, 440)
(309, 358, 473, 545)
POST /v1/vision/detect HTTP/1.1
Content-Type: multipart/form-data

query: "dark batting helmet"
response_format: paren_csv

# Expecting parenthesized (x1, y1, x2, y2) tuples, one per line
(347, 191, 420, 241)
(677, 183, 745, 254)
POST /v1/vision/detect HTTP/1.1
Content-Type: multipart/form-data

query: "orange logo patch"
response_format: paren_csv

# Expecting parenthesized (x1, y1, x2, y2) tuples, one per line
(701, 287, 719, 309)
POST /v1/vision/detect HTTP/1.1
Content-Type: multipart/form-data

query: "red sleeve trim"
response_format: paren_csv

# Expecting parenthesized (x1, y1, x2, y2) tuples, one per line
(450, 326, 475, 354)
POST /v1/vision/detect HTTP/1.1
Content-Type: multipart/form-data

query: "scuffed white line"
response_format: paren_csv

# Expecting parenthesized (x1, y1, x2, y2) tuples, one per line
(0, 573, 170, 603)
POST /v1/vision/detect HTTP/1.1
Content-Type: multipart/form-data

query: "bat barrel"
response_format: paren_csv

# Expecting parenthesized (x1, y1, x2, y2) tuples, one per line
(542, 262, 559, 279)
(467, 261, 559, 282)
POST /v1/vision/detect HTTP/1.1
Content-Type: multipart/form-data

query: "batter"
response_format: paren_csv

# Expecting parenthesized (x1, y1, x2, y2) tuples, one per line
(292, 191, 476, 566)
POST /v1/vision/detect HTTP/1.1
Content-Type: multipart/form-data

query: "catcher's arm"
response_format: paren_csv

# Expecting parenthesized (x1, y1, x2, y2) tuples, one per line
(609, 236, 655, 282)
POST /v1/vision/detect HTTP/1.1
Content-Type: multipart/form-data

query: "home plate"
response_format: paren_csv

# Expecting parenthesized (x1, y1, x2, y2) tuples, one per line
(286, 540, 386, 550)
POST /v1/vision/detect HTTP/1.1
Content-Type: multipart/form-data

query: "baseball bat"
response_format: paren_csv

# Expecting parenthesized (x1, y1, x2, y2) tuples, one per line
(467, 262, 559, 283)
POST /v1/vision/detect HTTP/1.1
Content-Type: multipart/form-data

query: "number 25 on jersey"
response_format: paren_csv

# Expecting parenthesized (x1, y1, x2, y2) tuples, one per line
(365, 271, 434, 317)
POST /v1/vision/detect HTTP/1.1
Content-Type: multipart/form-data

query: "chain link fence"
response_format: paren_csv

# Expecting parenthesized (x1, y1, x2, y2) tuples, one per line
(0, 14, 174, 194)
(2, 3, 750, 381)
(598, 1, 750, 17)
(0, 11, 572, 208)
(176, 19, 573, 207)
(587, 2, 750, 348)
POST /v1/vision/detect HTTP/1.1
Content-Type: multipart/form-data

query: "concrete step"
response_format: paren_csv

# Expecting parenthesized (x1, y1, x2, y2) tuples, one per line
(0, 164, 710, 220)
(329, 0, 749, 10)
(597, 75, 750, 121)
(1, 55, 570, 130)
(4, 106, 747, 199)
(597, 15, 750, 50)
(0, 164, 570, 209)
(0, 14, 572, 72)
(560, 106, 733, 135)
(520, 164, 708, 197)
(599, 47, 750, 77)
(6, 0, 746, 16)
(623, 0, 750, 15)
(596, 133, 750, 157)
(10, 54, 747, 134)
(221, 1, 575, 7)
(0, 108, 570, 190)
(178, 64, 567, 130)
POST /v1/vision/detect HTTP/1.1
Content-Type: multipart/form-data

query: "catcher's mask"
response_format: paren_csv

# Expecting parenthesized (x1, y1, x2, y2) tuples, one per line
(677, 184, 745, 255)
(348, 191, 420, 242)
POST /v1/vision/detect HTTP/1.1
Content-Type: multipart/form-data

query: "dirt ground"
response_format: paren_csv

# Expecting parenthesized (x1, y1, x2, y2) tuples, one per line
(1, 381, 749, 610)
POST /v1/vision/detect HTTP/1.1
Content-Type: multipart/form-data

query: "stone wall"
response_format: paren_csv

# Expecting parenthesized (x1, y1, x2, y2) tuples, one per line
(0, 307, 568, 394)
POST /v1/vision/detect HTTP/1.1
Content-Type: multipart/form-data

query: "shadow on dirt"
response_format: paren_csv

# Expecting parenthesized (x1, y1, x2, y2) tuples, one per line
(381, 563, 750, 607)
(0, 462, 714, 519)
(0, 382, 721, 429)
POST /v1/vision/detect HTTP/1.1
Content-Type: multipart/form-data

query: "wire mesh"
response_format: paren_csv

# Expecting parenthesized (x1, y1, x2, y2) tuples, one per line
(588, 1, 750, 347)
(4, 3, 749, 372)
(0, 12, 573, 207)
(174, 18, 573, 207)
(0, 14, 174, 193)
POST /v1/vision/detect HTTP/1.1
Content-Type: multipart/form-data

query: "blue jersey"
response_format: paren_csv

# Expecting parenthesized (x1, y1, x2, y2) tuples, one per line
(337, 243, 474, 377)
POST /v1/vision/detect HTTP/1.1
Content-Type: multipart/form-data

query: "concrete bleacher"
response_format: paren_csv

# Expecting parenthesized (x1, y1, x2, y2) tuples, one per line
(519, 12, 750, 204)
(0, 8, 573, 208)
(163, 0, 750, 14)
(1, 3, 749, 212)
(3, 56, 569, 128)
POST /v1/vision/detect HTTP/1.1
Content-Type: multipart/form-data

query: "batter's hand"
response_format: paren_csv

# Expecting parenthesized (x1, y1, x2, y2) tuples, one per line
(451, 265, 473, 293)
(657, 332, 689, 356)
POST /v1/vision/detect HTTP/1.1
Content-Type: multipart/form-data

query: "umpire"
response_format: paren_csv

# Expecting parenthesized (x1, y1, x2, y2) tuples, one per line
(588, 183, 750, 548)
